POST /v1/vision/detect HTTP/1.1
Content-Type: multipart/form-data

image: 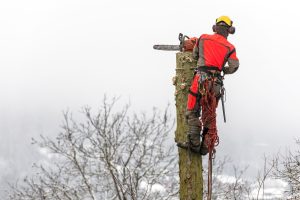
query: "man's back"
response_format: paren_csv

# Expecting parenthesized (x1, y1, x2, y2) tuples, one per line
(193, 33, 239, 73)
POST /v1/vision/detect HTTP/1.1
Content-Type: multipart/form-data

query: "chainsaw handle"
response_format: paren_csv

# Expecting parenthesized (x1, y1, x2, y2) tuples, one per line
(178, 33, 190, 52)
(178, 33, 183, 41)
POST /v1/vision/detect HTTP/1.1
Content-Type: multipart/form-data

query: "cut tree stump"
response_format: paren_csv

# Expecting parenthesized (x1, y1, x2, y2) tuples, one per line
(174, 52, 203, 200)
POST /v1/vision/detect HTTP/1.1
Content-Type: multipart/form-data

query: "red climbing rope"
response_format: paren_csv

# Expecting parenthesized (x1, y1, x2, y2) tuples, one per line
(200, 78, 220, 200)
(200, 78, 219, 153)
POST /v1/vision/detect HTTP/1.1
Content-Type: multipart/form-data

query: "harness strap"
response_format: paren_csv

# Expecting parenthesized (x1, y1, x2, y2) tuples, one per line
(197, 66, 223, 80)
(198, 66, 221, 72)
(188, 89, 201, 97)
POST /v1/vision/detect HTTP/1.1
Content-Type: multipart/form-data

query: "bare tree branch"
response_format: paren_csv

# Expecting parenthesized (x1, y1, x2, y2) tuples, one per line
(7, 97, 178, 200)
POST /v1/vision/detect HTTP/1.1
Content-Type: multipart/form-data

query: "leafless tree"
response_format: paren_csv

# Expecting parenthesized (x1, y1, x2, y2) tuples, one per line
(202, 156, 252, 200)
(201, 154, 280, 200)
(273, 140, 300, 199)
(8, 96, 297, 200)
(253, 154, 275, 200)
(7, 97, 178, 200)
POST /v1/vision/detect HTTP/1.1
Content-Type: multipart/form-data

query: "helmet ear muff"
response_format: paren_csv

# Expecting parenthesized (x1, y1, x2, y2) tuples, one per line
(228, 26, 235, 34)
(212, 25, 217, 32)
(213, 24, 235, 34)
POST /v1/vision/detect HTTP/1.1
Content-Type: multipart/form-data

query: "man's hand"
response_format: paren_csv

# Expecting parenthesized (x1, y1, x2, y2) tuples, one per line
(223, 65, 239, 74)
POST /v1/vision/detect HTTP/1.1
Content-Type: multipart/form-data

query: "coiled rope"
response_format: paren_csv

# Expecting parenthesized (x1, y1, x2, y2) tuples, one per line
(200, 78, 220, 200)
(200, 78, 219, 152)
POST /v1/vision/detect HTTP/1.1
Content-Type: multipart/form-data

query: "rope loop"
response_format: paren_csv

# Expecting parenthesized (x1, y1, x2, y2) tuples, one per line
(200, 78, 219, 155)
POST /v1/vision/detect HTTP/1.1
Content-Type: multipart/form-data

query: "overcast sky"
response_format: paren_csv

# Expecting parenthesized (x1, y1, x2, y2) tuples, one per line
(1, 0, 300, 197)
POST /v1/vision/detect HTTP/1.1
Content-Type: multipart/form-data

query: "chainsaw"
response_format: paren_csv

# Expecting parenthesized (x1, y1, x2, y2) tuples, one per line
(153, 33, 197, 52)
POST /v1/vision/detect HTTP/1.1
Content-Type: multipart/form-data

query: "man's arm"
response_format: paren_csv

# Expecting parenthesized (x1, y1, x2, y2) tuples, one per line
(193, 44, 199, 60)
(224, 49, 239, 74)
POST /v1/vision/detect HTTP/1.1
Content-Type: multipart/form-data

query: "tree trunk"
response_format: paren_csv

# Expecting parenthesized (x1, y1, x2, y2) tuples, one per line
(174, 52, 203, 200)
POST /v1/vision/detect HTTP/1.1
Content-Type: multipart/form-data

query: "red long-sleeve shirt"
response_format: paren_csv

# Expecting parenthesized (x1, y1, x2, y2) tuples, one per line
(193, 33, 239, 74)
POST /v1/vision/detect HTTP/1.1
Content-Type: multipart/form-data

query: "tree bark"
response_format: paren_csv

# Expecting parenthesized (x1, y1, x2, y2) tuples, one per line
(174, 52, 203, 200)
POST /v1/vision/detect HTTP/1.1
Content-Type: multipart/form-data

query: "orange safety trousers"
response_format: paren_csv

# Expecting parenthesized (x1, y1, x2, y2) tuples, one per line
(187, 74, 201, 110)
(186, 72, 221, 130)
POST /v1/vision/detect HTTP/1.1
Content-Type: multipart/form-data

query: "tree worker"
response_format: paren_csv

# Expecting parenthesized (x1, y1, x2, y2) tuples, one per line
(177, 16, 239, 155)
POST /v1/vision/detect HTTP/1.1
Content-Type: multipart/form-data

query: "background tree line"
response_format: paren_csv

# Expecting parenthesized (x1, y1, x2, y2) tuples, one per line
(6, 97, 300, 200)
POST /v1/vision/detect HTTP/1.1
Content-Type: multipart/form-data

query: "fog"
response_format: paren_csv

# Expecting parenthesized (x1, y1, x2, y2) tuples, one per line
(1, 0, 300, 197)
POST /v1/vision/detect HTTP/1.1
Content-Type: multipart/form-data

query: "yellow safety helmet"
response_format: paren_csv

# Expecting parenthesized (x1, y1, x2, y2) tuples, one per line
(216, 16, 233, 27)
